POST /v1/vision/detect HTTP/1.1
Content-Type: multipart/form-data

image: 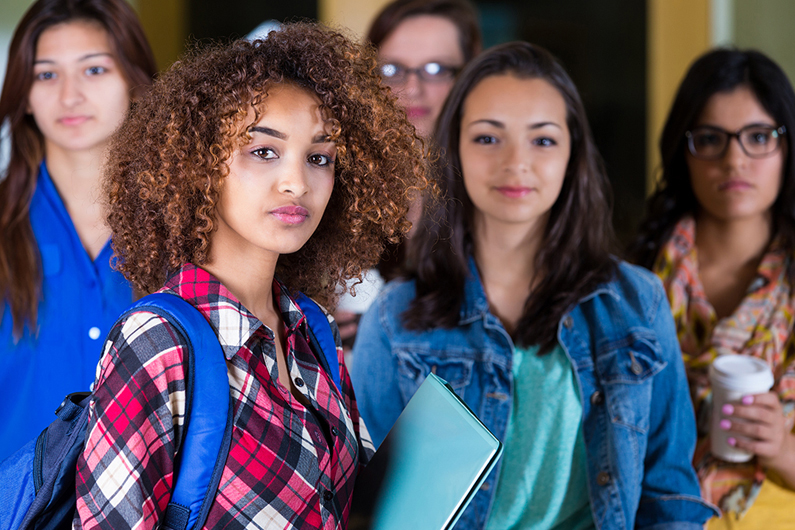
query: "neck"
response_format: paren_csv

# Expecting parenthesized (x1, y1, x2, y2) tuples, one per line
(472, 215, 546, 334)
(694, 211, 773, 268)
(45, 142, 107, 196)
(473, 219, 543, 282)
(202, 243, 279, 322)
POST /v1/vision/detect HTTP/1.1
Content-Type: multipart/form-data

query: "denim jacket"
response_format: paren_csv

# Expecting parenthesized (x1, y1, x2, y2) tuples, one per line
(350, 258, 719, 529)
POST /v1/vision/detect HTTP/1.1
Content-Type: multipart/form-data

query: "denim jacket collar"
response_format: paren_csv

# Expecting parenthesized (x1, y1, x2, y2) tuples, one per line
(460, 255, 621, 326)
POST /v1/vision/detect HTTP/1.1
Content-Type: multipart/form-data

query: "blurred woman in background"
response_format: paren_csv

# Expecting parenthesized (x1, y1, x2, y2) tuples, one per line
(0, 0, 156, 460)
(335, 0, 482, 346)
(352, 41, 716, 529)
(630, 49, 795, 528)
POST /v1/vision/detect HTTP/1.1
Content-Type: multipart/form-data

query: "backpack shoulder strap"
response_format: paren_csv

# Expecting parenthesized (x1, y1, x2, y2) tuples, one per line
(294, 293, 342, 393)
(126, 293, 233, 530)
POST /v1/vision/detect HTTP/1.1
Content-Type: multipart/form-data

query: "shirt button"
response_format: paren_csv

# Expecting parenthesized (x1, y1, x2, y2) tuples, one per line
(331, 427, 338, 437)
(88, 327, 101, 340)
(323, 490, 333, 502)
(597, 471, 611, 486)
(590, 391, 603, 405)
(294, 377, 304, 387)
(563, 316, 573, 329)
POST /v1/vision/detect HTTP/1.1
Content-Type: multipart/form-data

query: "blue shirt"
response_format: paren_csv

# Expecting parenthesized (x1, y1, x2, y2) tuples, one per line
(0, 162, 132, 461)
(350, 257, 719, 529)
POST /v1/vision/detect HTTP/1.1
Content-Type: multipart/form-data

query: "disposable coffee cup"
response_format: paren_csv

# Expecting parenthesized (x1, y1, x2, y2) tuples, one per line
(709, 355, 774, 462)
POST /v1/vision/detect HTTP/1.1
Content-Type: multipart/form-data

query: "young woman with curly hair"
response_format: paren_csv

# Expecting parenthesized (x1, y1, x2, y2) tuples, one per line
(73, 23, 427, 530)
(0, 0, 156, 461)
(351, 42, 717, 528)
(629, 49, 795, 528)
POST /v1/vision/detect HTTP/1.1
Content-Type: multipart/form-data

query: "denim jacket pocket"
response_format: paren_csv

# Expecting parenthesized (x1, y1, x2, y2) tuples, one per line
(595, 331, 667, 433)
(395, 348, 474, 404)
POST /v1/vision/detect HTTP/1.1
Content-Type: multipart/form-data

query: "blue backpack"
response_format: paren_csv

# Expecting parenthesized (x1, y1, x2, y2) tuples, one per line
(0, 292, 340, 530)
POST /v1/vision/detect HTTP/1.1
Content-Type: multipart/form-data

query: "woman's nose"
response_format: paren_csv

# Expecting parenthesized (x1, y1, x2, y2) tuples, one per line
(59, 74, 85, 108)
(277, 161, 310, 197)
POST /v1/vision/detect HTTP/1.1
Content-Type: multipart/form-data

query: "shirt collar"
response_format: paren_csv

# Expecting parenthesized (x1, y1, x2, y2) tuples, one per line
(161, 264, 307, 359)
(459, 253, 620, 324)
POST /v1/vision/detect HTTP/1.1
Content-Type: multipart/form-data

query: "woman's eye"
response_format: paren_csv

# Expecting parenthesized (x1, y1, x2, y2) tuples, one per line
(474, 135, 497, 145)
(309, 154, 334, 167)
(85, 66, 107, 76)
(534, 137, 557, 147)
(35, 71, 55, 81)
(749, 132, 771, 145)
(252, 147, 277, 159)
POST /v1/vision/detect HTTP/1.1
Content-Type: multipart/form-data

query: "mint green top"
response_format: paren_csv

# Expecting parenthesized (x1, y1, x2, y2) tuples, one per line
(484, 344, 595, 530)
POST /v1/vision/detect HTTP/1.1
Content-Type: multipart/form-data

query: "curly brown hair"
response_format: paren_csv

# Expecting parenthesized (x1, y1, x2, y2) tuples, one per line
(105, 22, 428, 307)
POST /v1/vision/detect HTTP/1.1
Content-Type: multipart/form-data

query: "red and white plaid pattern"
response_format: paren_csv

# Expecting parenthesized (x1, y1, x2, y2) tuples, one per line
(74, 264, 373, 530)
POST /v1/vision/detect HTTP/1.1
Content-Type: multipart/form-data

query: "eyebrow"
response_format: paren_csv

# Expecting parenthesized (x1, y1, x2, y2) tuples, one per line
(34, 52, 114, 65)
(249, 126, 332, 143)
(468, 119, 563, 130)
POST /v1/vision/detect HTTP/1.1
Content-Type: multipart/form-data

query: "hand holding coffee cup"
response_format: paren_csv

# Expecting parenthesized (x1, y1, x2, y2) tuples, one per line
(709, 356, 775, 462)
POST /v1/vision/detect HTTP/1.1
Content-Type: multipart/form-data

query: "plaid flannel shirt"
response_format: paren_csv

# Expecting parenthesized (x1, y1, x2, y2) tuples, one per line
(74, 264, 374, 530)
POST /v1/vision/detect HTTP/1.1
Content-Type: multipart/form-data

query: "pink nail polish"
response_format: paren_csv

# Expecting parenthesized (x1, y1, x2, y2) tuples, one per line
(722, 404, 734, 415)
(728, 437, 737, 446)
(742, 395, 754, 405)
(720, 419, 731, 430)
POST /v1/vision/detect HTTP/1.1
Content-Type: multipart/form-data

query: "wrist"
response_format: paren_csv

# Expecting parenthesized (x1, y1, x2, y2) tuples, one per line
(761, 431, 795, 480)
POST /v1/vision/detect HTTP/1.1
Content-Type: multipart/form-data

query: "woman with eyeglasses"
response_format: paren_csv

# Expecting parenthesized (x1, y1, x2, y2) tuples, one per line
(630, 49, 795, 528)
(367, 0, 481, 138)
(333, 0, 482, 350)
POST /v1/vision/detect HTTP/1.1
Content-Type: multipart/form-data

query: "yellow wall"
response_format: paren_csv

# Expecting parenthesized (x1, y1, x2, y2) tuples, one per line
(319, 0, 391, 40)
(646, 0, 711, 191)
(137, 0, 186, 71)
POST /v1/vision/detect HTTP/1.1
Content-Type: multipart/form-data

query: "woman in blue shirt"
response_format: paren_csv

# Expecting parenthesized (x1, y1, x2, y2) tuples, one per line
(351, 42, 717, 529)
(0, 0, 156, 460)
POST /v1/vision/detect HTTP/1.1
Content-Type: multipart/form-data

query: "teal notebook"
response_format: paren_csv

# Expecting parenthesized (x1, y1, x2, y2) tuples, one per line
(350, 373, 503, 530)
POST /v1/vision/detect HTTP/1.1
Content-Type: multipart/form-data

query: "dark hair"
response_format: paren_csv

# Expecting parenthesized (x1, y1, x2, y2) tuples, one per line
(0, 0, 157, 337)
(629, 48, 795, 272)
(404, 41, 616, 353)
(366, 0, 482, 63)
(105, 23, 429, 307)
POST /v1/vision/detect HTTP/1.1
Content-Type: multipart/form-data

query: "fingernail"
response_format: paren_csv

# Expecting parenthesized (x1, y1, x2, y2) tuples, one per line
(742, 395, 754, 405)
(728, 437, 737, 446)
(720, 419, 731, 430)
(722, 404, 734, 415)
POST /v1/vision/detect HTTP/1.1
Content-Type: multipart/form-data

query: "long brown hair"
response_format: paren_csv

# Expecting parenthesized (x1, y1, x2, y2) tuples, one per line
(0, 0, 156, 337)
(404, 42, 617, 354)
(629, 49, 795, 277)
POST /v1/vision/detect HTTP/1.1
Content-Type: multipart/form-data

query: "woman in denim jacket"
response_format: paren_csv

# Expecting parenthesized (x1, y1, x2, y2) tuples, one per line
(350, 42, 718, 529)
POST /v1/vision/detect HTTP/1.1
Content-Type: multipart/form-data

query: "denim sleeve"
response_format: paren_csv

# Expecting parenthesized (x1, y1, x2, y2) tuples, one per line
(635, 280, 720, 528)
(349, 298, 406, 449)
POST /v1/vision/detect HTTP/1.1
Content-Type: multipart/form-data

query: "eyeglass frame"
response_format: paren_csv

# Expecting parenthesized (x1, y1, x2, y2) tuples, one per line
(378, 61, 461, 86)
(685, 123, 788, 160)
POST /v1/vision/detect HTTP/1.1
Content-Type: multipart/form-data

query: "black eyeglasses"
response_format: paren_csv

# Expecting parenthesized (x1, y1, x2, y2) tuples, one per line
(685, 124, 787, 160)
(378, 62, 460, 86)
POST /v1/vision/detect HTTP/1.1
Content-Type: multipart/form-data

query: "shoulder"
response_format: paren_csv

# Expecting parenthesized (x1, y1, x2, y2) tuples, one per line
(355, 278, 418, 340)
(375, 277, 417, 308)
(369, 278, 418, 322)
(101, 309, 191, 376)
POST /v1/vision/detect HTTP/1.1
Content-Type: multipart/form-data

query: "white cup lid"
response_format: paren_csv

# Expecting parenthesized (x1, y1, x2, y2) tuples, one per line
(709, 355, 774, 393)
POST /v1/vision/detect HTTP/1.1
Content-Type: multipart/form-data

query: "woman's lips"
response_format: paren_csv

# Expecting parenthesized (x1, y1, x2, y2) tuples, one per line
(495, 186, 533, 198)
(58, 116, 90, 126)
(271, 205, 310, 224)
(406, 107, 430, 119)
(718, 180, 753, 191)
